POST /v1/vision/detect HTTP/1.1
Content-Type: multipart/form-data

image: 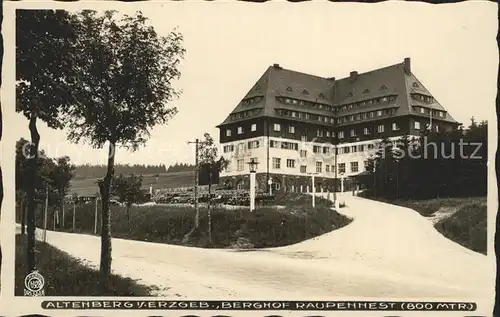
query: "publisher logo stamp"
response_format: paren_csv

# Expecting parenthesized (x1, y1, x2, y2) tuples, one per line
(24, 271, 45, 296)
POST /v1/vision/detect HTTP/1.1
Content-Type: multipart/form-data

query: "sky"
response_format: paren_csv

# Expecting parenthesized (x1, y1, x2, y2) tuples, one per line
(6, 1, 498, 167)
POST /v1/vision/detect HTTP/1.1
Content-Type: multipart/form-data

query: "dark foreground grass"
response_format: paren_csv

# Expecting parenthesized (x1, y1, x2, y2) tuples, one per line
(15, 235, 154, 296)
(434, 203, 487, 255)
(21, 193, 351, 249)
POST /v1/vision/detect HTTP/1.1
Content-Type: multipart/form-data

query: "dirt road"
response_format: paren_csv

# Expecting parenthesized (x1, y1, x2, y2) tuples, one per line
(25, 193, 492, 303)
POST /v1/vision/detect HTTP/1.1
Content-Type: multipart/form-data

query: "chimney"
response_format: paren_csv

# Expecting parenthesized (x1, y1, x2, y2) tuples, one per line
(273, 63, 281, 69)
(350, 71, 358, 82)
(403, 57, 411, 74)
(327, 77, 336, 81)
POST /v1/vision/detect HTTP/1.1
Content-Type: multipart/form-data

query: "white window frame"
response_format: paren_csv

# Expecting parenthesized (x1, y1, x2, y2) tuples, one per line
(286, 159, 295, 168)
(350, 161, 359, 173)
(237, 126, 243, 134)
(251, 123, 257, 131)
(226, 129, 232, 137)
(274, 123, 281, 132)
(378, 125, 385, 133)
(316, 161, 323, 173)
(338, 163, 346, 174)
(237, 159, 244, 172)
(414, 121, 421, 130)
(364, 127, 370, 135)
(338, 131, 344, 139)
(289, 125, 295, 134)
(272, 157, 281, 169)
(392, 122, 399, 131)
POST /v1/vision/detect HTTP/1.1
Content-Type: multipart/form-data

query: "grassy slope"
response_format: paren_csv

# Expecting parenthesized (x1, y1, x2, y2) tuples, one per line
(69, 170, 195, 196)
(15, 235, 154, 296)
(18, 193, 352, 249)
(434, 202, 487, 255)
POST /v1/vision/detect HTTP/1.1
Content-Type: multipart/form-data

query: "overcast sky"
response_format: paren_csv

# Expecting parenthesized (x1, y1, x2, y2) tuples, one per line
(6, 1, 497, 166)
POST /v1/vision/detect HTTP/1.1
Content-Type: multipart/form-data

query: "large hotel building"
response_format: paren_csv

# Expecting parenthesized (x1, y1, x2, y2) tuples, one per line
(216, 58, 459, 193)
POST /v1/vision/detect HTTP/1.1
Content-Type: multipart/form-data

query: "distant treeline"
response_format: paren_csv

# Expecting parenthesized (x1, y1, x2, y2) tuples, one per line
(74, 163, 194, 179)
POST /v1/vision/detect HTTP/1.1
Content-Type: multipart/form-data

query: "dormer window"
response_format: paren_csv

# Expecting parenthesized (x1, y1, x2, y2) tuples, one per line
(380, 85, 387, 90)
(286, 87, 293, 92)
(302, 89, 309, 95)
(347, 92, 353, 97)
(413, 82, 419, 88)
(363, 89, 370, 94)
(255, 85, 261, 92)
(319, 93, 325, 99)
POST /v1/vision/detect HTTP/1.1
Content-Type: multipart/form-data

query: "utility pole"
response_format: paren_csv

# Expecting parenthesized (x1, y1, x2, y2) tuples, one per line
(43, 184, 48, 243)
(334, 133, 339, 208)
(72, 198, 76, 231)
(266, 118, 270, 194)
(188, 139, 200, 228)
(61, 199, 65, 229)
(94, 195, 99, 234)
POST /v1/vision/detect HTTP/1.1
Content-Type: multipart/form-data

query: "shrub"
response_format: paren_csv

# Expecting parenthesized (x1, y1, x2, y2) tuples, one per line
(36, 199, 352, 249)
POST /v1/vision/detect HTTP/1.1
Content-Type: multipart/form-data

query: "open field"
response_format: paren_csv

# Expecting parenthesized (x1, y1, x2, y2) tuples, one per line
(15, 234, 154, 296)
(69, 170, 195, 196)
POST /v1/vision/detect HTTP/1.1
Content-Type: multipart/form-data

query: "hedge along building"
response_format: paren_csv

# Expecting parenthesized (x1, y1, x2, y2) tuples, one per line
(216, 58, 460, 193)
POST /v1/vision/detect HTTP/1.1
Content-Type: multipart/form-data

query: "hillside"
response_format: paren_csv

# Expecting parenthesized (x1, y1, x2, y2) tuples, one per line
(69, 170, 196, 196)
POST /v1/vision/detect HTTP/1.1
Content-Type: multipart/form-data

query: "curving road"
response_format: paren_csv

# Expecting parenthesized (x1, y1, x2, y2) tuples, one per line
(21, 193, 492, 304)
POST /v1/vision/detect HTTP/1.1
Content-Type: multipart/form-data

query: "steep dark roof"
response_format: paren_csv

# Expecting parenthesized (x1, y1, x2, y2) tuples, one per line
(404, 71, 457, 122)
(218, 59, 458, 127)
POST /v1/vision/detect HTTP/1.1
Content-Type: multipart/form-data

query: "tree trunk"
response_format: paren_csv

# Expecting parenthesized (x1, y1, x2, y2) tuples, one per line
(21, 198, 26, 235)
(98, 141, 116, 293)
(26, 114, 40, 274)
(72, 201, 76, 231)
(208, 171, 212, 245)
(61, 200, 65, 229)
(126, 204, 131, 233)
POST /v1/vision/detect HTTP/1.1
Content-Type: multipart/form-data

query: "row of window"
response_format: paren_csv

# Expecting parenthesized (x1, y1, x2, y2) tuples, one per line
(338, 122, 399, 139)
(277, 97, 333, 112)
(337, 95, 396, 113)
(345, 85, 388, 99)
(337, 108, 397, 124)
(240, 96, 264, 106)
(264, 158, 362, 174)
(414, 121, 440, 132)
(276, 109, 336, 124)
(225, 138, 379, 156)
(284, 87, 326, 99)
(411, 93, 434, 103)
(227, 120, 407, 141)
(229, 108, 262, 121)
(412, 106, 445, 117)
